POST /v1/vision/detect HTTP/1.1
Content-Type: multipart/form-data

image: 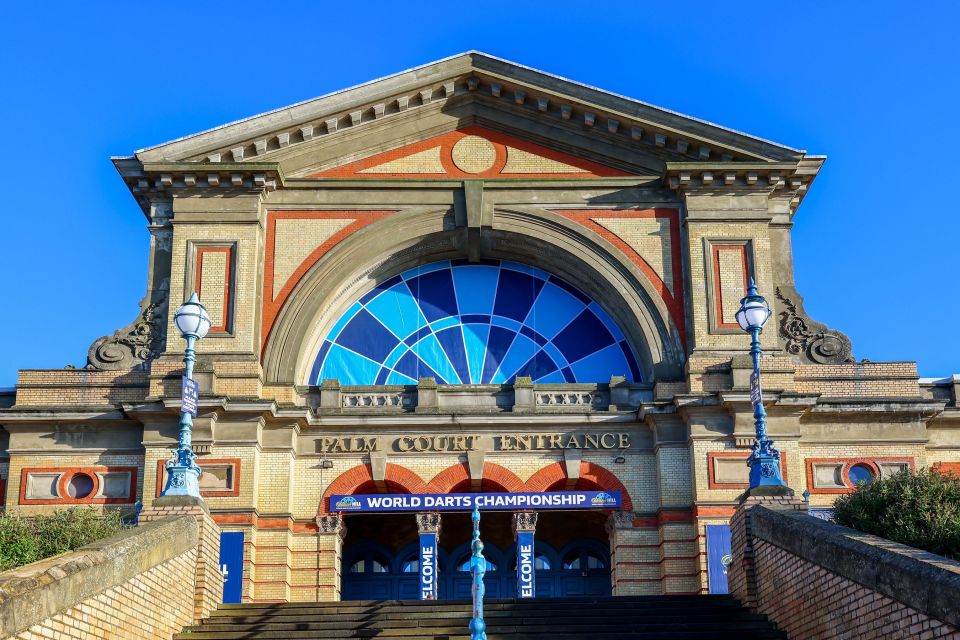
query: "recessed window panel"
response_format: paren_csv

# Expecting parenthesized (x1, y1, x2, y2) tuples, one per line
(311, 260, 642, 384)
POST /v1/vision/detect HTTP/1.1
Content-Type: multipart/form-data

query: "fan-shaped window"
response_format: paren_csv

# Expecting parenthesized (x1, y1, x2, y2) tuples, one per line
(401, 558, 419, 573)
(310, 260, 642, 385)
(563, 553, 605, 570)
(349, 558, 390, 574)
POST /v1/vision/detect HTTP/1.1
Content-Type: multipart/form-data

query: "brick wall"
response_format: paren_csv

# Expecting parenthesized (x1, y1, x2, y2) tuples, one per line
(0, 516, 207, 640)
(731, 497, 960, 639)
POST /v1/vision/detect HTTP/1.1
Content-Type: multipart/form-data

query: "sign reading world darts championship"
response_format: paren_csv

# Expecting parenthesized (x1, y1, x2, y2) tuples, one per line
(330, 491, 621, 513)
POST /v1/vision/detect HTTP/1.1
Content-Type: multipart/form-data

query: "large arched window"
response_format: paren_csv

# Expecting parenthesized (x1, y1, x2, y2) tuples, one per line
(310, 260, 642, 385)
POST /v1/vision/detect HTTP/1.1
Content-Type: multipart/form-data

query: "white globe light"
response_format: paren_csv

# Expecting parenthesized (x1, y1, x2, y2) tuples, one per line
(735, 280, 772, 332)
(174, 293, 212, 339)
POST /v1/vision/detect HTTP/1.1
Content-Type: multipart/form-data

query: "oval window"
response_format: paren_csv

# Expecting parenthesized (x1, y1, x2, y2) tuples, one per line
(67, 473, 94, 499)
(848, 464, 875, 486)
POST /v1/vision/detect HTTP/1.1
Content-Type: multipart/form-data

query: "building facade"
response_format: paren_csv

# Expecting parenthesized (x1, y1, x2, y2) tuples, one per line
(1, 52, 958, 603)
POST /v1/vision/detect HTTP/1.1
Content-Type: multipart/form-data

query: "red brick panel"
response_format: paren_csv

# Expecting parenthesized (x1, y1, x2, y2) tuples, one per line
(805, 457, 914, 495)
(19, 466, 138, 505)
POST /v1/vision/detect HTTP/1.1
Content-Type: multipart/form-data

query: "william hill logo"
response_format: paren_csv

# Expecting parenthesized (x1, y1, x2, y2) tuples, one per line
(335, 496, 362, 510)
(591, 492, 617, 507)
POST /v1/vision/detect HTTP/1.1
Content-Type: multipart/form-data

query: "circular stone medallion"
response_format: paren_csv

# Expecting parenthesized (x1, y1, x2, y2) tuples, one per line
(451, 135, 497, 173)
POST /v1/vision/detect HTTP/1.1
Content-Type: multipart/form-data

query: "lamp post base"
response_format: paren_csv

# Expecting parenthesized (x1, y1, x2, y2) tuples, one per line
(161, 463, 202, 499)
(747, 452, 789, 490)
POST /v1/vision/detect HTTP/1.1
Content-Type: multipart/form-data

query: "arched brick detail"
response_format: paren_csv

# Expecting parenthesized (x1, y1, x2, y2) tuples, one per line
(524, 462, 568, 493)
(426, 462, 524, 493)
(481, 463, 524, 493)
(426, 463, 470, 494)
(526, 461, 634, 511)
(318, 463, 425, 514)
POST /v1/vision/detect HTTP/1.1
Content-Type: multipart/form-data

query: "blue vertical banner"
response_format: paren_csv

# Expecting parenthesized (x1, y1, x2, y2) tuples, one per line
(706, 524, 732, 594)
(419, 532, 438, 599)
(515, 531, 535, 598)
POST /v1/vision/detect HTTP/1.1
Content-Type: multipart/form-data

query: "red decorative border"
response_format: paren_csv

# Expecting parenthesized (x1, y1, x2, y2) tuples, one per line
(805, 457, 915, 495)
(195, 246, 233, 333)
(261, 210, 396, 351)
(712, 244, 749, 330)
(553, 208, 686, 350)
(707, 451, 790, 489)
(934, 462, 960, 476)
(310, 125, 631, 179)
(155, 458, 241, 498)
(19, 467, 138, 505)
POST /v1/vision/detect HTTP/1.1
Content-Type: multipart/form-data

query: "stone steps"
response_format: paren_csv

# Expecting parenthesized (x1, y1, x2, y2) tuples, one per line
(176, 595, 787, 639)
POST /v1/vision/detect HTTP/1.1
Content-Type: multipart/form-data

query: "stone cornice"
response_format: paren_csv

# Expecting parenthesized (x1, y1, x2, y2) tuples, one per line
(664, 158, 824, 215)
(114, 159, 285, 217)
(136, 53, 804, 168)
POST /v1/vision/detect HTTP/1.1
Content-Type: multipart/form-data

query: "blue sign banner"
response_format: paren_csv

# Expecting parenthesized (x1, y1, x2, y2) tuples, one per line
(749, 370, 762, 406)
(419, 532, 438, 600)
(181, 376, 199, 417)
(516, 530, 535, 598)
(330, 491, 622, 513)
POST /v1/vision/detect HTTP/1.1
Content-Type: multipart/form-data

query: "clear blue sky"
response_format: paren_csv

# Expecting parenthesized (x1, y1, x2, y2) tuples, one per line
(1, 2, 957, 386)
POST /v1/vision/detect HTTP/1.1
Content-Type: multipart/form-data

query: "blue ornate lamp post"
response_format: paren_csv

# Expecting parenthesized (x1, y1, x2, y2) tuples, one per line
(735, 279, 788, 491)
(469, 504, 487, 640)
(160, 293, 211, 498)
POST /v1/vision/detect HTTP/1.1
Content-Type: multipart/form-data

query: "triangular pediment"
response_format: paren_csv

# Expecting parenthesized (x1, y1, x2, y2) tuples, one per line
(126, 52, 813, 181)
(310, 125, 630, 178)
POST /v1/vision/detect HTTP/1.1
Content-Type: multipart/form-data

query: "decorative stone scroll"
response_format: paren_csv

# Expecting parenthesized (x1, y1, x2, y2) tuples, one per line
(605, 511, 635, 533)
(775, 286, 854, 365)
(86, 293, 168, 370)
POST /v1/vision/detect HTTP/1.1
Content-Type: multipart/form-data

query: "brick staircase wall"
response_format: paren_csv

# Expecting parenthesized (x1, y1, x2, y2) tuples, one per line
(0, 514, 213, 640)
(730, 495, 960, 639)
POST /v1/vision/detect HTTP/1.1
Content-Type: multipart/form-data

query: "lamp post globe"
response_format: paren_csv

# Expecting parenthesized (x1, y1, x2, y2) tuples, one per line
(174, 292, 212, 339)
(737, 278, 788, 492)
(160, 292, 210, 500)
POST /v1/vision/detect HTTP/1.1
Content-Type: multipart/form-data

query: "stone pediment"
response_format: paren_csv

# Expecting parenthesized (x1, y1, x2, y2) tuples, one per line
(127, 52, 811, 181)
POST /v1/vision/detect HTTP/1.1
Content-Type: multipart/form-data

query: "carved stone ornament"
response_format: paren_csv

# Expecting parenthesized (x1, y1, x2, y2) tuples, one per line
(775, 286, 854, 365)
(605, 511, 635, 533)
(416, 512, 442, 534)
(316, 513, 346, 536)
(512, 511, 538, 533)
(86, 293, 168, 370)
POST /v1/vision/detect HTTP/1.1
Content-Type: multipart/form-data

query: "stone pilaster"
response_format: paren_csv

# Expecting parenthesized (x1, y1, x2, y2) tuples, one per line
(315, 514, 347, 602)
(728, 490, 805, 609)
(606, 511, 654, 596)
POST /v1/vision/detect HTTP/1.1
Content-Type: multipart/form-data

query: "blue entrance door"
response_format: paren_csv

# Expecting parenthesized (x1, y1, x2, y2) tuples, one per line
(219, 531, 244, 603)
(706, 524, 732, 594)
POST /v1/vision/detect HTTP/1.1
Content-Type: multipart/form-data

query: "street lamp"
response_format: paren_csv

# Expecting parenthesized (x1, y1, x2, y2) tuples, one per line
(736, 278, 788, 491)
(161, 293, 211, 498)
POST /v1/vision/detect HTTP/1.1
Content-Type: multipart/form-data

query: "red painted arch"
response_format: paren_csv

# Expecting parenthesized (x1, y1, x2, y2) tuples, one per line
(426, 462, 525, 494)
(318, 463, 426, 514)
(526, 461, 634, 511)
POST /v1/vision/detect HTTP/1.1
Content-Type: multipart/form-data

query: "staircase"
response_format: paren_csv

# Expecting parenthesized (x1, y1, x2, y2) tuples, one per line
(175, 595, 787, 639)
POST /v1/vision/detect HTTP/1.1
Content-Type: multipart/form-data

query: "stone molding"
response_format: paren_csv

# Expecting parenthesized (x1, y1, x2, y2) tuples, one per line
(512, 511, 537, 533)
(605, 511, 635, 533)
(416, 512, 442, 535)
(316, 514, 346, 538)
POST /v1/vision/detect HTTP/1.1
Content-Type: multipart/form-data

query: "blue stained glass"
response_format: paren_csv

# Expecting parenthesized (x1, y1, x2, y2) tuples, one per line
(310, 260, 642, 385)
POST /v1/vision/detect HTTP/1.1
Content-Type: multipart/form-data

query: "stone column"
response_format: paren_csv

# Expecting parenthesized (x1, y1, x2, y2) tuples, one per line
(139, 496, 223, 621)
(316, 514, 347, 602)
(416, 512, 442, 600)
(513, 511, 538, 598)
(728, 489, 805, 609)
